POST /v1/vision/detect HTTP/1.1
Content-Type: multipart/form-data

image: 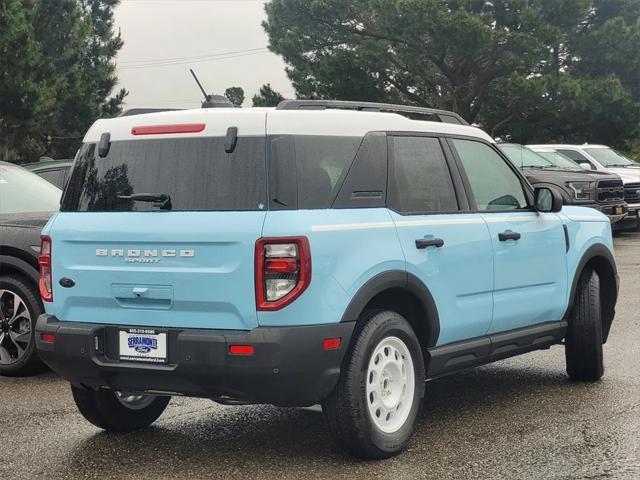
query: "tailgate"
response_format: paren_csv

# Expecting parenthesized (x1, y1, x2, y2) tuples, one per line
(47, 211, 265, 330)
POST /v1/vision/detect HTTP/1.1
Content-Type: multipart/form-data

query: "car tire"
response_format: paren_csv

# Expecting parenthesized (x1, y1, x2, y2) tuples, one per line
(71, 384, 170, 432)
(322, 310, 425, 459)
(565, 269, 604, 382)
(0, 274, 45, 377)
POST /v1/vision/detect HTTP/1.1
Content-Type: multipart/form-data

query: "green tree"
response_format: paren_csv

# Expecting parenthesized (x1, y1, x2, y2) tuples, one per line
(0, 0, 48, 162)
(252, 83, 285, 107)
(0, 0, 126, 163)
(264, 0, 554, 122)
(482, 1, 640, 148)
(264, 0, 639, 149)
(224, 86, 245, 107)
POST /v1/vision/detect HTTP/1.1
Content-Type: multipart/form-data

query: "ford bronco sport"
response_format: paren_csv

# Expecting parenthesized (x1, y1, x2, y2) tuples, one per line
(36, 101, 618, 459)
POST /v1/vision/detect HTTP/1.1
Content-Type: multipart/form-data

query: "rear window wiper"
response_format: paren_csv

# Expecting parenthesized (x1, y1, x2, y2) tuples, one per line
(117, 193, 172, 210)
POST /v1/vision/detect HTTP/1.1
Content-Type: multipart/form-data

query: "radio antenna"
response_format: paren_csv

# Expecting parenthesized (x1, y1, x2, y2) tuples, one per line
(190, 69, 211, 103)
(188, 69, 235, 109)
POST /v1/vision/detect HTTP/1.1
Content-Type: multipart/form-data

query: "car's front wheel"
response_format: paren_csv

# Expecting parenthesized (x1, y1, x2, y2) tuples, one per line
(565, 269, 604, 381)
(71, 385, 170, 432)
(322, 310, 425, 459)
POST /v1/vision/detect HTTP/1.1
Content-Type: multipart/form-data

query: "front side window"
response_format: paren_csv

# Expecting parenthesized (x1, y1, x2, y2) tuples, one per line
(0, 164, 61, 214)
(388, 136, 458, 214)
(452, 139, 528, 211)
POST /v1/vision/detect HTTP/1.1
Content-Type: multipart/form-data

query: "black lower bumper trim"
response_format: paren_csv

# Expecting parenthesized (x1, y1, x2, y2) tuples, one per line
(36, 315, 354, 407)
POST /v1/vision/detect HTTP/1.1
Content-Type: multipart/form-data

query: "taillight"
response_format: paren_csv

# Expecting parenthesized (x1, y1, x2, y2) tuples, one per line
(39, 235, 53, 302)
(255, 237, 311, 311)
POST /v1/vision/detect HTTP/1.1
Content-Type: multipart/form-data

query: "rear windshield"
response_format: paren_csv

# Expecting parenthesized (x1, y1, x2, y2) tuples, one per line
(61, 137, 266, 212)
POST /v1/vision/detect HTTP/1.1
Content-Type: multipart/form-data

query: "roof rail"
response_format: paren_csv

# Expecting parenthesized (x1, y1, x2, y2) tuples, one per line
(119, 108, 183, 117)
(276, 100, 468, 126)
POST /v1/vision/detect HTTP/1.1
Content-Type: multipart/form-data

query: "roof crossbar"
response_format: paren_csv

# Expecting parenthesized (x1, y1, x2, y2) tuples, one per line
(276, 100, 468, 126)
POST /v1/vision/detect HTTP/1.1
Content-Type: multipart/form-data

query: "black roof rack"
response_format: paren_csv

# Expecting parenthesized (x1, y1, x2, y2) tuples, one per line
(119, 108, 183, 117)
(275, 100, 468, 126)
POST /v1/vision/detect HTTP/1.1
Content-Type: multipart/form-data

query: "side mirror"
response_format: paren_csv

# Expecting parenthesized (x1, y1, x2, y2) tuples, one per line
(578, 162, 591, 170)
(534, 186, 562, 213)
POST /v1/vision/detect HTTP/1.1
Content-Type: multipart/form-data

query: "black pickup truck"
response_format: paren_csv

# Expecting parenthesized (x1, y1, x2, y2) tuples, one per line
(499, 144, 627, 224)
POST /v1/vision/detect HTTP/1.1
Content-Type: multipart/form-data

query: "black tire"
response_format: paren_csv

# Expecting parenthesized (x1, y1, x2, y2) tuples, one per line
(565, 269, 604, 382)
(322, 310, 425, 459)
(71, 384, 170, 432)
(0, 274, 45, 377)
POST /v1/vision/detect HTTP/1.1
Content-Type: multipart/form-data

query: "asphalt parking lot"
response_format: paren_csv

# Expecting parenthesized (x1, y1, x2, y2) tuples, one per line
(1, 232, 638, 480)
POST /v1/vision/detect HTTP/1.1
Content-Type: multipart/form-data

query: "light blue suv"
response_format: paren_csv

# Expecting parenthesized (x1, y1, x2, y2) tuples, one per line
(36, 101, 618, 459)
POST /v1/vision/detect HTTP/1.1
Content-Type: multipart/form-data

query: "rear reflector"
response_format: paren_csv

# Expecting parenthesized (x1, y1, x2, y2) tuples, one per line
(323, 338, 342, 351)
(40, 333, 56, 344)
(131, 123, 206, 136)
(229, 345, 254, 356)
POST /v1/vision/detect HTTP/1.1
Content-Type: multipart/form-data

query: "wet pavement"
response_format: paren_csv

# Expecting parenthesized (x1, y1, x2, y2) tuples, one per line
(1, 233, 638, 479)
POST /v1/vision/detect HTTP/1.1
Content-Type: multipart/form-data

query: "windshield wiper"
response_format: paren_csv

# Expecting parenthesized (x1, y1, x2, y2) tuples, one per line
(118, 193, 172, 210)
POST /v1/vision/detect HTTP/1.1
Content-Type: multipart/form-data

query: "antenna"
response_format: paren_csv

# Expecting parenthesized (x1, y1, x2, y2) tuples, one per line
(188, 69, 235, 109)
(190, 69, 211, 103)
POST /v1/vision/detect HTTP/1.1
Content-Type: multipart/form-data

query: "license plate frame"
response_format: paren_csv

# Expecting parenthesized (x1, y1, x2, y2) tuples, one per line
(118, 328, 168, 364)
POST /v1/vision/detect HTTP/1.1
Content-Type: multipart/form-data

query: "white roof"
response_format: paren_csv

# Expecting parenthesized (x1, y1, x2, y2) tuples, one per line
(83, 107, 494, 143)
(528, 144, 609, 150)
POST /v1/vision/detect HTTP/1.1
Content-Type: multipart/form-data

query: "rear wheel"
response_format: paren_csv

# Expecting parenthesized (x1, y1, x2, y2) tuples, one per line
(71, 384, 170, 432)
(0, 275, 44, 376)
(322, 310, 425, 459)
(565, 269, 604, 381)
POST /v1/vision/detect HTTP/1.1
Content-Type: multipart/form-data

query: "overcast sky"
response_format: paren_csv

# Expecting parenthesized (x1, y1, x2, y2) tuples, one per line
(113, 0, 292, 109)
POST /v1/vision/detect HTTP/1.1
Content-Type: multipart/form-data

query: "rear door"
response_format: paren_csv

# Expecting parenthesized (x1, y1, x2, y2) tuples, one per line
(49, 112, 267, 330)
(387, 134, 494, 345)
(449, 138, 568, 334)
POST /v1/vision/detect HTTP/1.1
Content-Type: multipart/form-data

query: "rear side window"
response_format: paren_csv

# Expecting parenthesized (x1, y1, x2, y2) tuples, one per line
(268, 135, 362, 209)
(452, 139, 528, 211)
(557, 149, 595, 169)
(39, 168, 68, 189)
(388, 136, 458, 214)
(61, 137, 266, 212)
(557, 149, 588, 162)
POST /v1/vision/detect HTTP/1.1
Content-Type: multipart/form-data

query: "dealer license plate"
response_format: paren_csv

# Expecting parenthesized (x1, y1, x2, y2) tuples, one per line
(119, 328, 167, 364)
(615, 207, 623, 215)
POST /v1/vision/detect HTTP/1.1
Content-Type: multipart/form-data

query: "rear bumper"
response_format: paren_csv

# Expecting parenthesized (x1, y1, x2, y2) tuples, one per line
(35, 315, 354, 407)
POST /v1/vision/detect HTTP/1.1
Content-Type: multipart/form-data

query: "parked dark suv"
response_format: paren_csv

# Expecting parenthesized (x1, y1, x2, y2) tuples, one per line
(0, 161, 61, 375)
(499, 144, 627, 224)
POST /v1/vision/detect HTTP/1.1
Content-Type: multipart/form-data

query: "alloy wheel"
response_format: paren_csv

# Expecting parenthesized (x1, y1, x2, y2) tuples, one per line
(0, 289, 32, 366)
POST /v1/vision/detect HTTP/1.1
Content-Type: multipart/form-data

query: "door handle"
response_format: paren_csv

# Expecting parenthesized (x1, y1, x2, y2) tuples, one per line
(498, 231, 521, 241)
(415, 238, 445, 249)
